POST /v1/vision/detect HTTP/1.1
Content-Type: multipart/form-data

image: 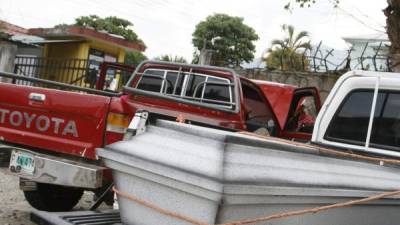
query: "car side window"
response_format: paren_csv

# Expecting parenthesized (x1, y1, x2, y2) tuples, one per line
(370, 92, 400, 150)
(285, 95, 317, 133)
(325, 90, 390, 147)
(325, 90, 375, 145)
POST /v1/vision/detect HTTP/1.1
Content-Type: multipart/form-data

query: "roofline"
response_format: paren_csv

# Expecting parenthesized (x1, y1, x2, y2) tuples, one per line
(342, 37, 389, 43)
(0, 20, 28, 35)
(28, 26, 146, 52)
(344, 70, 400, 78)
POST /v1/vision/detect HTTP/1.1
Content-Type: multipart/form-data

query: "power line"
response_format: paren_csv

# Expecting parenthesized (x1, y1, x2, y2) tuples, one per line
(75, 0, 196, 31)
(346, 2, 386, 28)
(327, 0, 386, 34)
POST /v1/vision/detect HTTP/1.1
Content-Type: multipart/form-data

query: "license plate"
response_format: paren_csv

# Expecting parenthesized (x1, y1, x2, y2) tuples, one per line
(9, 150, 35, 175)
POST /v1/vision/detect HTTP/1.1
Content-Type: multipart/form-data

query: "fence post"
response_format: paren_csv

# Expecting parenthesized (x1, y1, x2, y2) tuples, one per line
(360, 42, 369, 70)
(324, 49, 334, 72)
(301, 49, 307, 71)
(372, 42, 382, 71)
(313, 41, 322, 72)
(280, 46, 286, 70)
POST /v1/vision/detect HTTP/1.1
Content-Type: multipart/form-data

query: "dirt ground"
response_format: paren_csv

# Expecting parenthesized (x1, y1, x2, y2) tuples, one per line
(0, 167, 36, 225)
(0, 166, 108, 225)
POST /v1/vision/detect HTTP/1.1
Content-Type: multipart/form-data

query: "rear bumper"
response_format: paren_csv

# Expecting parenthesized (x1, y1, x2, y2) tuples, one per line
(3, 144, 105, 189)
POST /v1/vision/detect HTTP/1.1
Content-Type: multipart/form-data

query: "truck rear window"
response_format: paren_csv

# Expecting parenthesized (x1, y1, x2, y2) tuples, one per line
(325, 90, 400, 151)
(203, 77, 231, 103)
(136, 69, 233, 107)
(136, 70, 165, 92)
(184, 74, 206, 98)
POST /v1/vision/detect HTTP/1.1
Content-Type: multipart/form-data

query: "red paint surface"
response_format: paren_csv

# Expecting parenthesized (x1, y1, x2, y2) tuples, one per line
(246, 79, 296, 130)
(0, 83, 110, 159)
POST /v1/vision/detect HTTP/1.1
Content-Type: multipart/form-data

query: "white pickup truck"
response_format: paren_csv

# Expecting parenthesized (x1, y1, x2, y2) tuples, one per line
(313, 70, 400, 158)
(93, 70, 400, 225)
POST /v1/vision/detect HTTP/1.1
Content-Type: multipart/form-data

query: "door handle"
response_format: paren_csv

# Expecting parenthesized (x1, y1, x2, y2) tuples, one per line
(29, 93, 46, 102)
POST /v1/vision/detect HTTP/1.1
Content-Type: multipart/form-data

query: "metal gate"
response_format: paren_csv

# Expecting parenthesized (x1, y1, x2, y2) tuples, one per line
(14, 56, 92, 87)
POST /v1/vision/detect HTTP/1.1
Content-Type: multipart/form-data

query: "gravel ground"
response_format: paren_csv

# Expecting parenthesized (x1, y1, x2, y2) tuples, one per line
(0, 167, 36, 225)
(0, 166, 110, 225)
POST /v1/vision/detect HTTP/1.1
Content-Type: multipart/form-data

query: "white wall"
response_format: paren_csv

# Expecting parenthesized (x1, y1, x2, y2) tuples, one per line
(347, 40, 390, 71)
(0, 41, 17, 82)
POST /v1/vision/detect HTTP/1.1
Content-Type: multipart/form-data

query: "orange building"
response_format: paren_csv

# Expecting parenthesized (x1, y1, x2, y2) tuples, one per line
(26, 26, 146, 86)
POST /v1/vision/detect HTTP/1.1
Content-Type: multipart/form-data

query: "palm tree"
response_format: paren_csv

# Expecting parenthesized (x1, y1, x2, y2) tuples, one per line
(264, 24, 312, 71)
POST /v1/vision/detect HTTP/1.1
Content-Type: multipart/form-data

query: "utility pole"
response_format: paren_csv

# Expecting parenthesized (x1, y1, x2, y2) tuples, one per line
(199, 49, 213, 66)
(198, 36, 221, 66)
(199, 39, 212, 65)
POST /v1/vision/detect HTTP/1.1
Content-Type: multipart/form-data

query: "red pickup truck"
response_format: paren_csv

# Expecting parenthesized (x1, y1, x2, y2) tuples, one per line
(0, 61, 320, 211)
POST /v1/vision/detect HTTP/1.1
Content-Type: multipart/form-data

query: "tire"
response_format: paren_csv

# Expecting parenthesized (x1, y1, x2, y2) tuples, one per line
(23, 183, 84, 212)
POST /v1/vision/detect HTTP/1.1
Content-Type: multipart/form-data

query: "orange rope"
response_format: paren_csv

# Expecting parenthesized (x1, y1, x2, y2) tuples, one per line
(220, 190, 400, 225)
(239, 131, 400, 165)
(112, 186, 209, 225)
(113, 186, 400, 225)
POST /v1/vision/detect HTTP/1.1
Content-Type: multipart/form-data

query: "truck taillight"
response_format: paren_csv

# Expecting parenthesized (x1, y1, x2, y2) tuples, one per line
(106, 113, 130, 134)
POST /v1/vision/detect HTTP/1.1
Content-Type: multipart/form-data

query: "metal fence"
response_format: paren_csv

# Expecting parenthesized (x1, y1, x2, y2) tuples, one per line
(13, 56, 133, 92)
(267, 41, 392, 73)
(14, 56, 91, 88)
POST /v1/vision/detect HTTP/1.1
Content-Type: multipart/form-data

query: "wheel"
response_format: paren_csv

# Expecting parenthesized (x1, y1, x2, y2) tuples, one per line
(23, 182, 84, 212)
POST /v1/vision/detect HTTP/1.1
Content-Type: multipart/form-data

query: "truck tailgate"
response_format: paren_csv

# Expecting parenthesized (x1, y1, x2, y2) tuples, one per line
(0, 83, 110, 159)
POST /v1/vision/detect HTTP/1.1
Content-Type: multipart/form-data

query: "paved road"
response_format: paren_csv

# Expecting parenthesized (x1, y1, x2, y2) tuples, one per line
(0, 167, 107, 225)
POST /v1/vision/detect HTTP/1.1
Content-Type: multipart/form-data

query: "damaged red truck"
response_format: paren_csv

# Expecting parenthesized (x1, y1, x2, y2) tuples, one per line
(0, 61, 320, 211)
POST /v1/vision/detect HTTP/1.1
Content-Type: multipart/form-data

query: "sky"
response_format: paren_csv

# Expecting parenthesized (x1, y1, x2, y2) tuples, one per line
(0, 0, 388, 62)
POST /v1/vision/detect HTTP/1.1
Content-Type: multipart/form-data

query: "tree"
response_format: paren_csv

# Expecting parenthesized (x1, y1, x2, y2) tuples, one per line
(191, 51, 200, 64)
(289, 0, 400, 72)
(154, 54, 187, 63)
(192, 13, 259, 67)
(124, 51, 147, 66)
(56, 15, 142, 43)
(384, 1, 400, 71)
(284, 0, 339, 9)
(264, 24, 311, 71)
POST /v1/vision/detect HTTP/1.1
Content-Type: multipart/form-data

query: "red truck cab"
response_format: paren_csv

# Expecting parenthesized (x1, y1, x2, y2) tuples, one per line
(121, 61, 321, 140)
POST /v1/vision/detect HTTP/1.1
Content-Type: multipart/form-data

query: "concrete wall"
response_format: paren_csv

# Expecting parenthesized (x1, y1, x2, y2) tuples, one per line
(0, 41, 17, 82)
(236, 69, 343, 102)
